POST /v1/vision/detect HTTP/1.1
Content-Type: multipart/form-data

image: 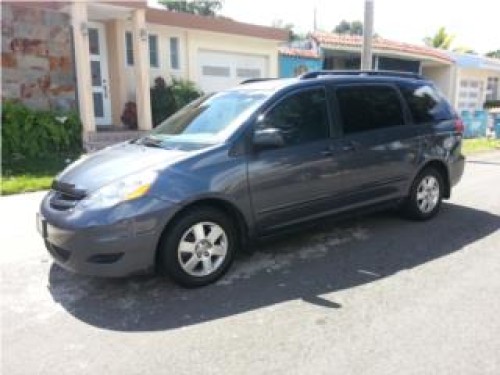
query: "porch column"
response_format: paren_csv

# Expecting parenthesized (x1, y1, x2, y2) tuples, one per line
(132, 9, 152, 130)
(71, 2, 95, 136)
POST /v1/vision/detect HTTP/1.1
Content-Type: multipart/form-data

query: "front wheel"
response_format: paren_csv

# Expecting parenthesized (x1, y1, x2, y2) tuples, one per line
(403, 167, 444, 220)
(158, 207, 237, 287)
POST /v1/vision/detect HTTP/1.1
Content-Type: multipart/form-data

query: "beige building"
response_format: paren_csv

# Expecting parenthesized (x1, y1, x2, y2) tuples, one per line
(439, 53, 500, 113)
(1, 1, 287, 149)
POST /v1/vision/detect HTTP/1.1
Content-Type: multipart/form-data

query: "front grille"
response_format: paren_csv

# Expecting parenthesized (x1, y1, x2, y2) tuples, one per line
(50, 180, 87, 210)
(45, 241, 71, 262)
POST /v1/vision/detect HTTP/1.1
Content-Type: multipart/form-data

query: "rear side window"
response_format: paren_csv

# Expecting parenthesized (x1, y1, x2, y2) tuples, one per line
(400, 84, 453, 124)
(336, 85, 404, 134)
(260, 88, 330, 146)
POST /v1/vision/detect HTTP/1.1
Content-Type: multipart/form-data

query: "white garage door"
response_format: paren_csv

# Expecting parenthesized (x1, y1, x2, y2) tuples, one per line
(197, 50, 268, 93)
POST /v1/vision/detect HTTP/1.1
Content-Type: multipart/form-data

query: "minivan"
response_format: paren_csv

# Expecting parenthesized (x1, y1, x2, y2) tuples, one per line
(37, 70, 465, 287)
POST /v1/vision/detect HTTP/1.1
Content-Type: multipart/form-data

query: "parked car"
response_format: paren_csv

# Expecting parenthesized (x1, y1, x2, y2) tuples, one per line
(37, 70, 465, 287)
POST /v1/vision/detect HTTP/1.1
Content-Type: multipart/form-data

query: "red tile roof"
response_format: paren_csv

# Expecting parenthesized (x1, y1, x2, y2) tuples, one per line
(312, 32, 453, 63)
(279, 47, 320, 59)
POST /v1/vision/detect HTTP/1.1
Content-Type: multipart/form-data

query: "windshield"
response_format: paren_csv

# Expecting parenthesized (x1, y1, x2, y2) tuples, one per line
(138, 90, 270, 149)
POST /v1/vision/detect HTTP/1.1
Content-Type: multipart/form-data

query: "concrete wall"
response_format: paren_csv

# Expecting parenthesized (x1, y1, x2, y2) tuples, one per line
(1, 3, 76, 111)
(122, 22, 188, 103)
(279, 55, 322, 78)
(120, 23, 280, 96)
(422, 65, 455, 102)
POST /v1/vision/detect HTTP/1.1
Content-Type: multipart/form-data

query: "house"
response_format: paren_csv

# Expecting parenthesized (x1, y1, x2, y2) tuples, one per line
(440, 52, 500, 114)
(311, 31, 454, 75)
(278, 43, 322, 77)
(279, 31, 456, 86)
(278, 31, 500, 116)
(1, 1, 288, 149)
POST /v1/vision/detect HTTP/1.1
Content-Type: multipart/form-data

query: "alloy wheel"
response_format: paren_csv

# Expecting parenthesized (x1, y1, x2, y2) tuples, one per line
(177, 221, 228, 277)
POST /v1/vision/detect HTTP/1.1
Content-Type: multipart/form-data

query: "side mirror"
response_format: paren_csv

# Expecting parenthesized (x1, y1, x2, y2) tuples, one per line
(253, 128, 284, 149)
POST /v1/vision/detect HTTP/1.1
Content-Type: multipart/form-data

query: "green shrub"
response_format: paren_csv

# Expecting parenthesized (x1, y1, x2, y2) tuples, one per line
(150, 76, 203, 127)
(150, 77, 177, 127)
(171, 77, 203, 109)
(1, 100, 82, 160)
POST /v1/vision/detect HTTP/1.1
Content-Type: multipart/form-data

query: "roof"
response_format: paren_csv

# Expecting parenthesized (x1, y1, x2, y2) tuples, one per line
(446, 52, 500, 72)
(311, 31, 453, 63)
(279, 47, 321, 59)
(145, 8, 289, 41)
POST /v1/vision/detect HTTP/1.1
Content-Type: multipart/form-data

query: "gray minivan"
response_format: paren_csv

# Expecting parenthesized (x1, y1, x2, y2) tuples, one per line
(37, 71, 465, 287)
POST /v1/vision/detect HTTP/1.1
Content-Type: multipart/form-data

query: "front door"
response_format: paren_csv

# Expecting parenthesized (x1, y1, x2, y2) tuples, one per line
(248, 87, 344, 233)
(88, 22, 112, 126)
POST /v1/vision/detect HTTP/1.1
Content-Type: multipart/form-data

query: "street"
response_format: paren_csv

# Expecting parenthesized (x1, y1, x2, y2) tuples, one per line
(2, 151, 500, 375)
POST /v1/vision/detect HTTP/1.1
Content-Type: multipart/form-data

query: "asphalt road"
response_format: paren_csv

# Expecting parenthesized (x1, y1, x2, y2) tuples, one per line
(2, 152, 500, 375)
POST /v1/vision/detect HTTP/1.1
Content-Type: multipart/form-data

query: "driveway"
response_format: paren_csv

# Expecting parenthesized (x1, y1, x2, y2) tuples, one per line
(2, 152, 500, 375)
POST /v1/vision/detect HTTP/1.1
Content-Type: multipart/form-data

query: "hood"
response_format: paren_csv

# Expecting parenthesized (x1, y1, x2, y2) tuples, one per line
(55, 142, 189, 193)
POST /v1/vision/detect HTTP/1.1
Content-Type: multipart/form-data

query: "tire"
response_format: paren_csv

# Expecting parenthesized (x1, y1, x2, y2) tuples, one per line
(158, 207, 237, 287)
(403, 167, 444, 221)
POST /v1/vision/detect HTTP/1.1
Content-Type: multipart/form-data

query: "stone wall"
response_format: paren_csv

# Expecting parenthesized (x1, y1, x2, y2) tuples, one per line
(1, 3, 76, 111)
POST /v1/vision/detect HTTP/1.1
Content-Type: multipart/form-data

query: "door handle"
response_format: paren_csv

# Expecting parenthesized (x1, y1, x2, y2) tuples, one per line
(102, 79, 108, 99)
(321, 149, 333, 157)
(341, 141, 359, 152)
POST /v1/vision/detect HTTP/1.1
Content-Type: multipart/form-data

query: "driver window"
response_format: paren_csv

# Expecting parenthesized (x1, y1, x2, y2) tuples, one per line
(259, 88, 330, 147)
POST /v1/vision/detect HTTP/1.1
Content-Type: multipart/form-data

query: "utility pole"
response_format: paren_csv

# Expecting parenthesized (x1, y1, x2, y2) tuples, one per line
(361, 0, 374, 70)
(313, 7, 317, 31)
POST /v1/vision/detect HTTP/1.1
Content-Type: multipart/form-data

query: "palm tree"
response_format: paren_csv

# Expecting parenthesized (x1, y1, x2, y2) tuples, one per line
(423, 27, 454, 49)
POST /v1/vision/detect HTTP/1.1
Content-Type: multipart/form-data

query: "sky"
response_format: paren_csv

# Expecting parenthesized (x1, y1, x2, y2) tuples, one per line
(216, 0, 499, 54)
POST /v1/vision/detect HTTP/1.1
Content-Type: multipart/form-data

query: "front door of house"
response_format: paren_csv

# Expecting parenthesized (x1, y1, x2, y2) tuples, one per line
(88, 22, 112, 126)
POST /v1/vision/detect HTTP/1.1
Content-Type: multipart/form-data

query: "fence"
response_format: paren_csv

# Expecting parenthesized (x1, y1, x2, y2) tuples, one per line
(461, 110, 500, 139)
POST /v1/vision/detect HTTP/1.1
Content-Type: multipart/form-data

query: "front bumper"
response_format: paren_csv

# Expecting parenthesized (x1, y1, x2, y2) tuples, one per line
(38, 193, 177, 277)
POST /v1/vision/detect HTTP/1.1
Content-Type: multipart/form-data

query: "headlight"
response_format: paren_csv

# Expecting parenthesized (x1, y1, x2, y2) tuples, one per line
(79, 170, 158, 210)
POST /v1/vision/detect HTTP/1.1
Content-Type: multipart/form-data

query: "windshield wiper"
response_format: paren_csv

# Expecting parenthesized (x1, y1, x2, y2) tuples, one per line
(138, 136, 163, 148)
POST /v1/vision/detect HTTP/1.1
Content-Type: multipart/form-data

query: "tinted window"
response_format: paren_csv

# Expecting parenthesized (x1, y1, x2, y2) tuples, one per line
(336, 85, 404, 134)
(400, 84, 454, 124)
(260, 88, 329, 146)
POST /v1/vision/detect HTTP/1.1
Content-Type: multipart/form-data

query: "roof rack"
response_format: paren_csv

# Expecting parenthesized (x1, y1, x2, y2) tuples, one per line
(239, 78, 278, 85)
(299, 70, 424, 80)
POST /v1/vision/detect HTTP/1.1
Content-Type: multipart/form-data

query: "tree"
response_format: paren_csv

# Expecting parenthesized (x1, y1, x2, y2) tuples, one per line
(272, 19, 303, 42)
(486, 49, 500, 59)
(333, 20, 363, 36)
(159, 0, 223, 16)
(423, 27, 455, 49)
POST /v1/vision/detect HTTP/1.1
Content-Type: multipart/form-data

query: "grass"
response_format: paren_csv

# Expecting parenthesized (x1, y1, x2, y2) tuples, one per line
(1, 153, 80, 196)
(462, 138, 500, 156)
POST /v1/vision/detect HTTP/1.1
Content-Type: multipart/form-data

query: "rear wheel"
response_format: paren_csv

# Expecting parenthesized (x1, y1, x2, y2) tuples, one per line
(403, 167, 444, 220)
(158, 207, 237, 287)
